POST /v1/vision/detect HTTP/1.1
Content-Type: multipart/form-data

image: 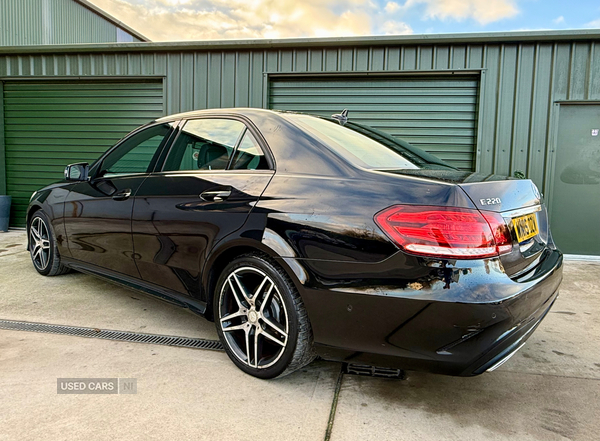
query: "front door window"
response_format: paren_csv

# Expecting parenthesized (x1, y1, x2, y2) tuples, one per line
(100, 123, 173, 177)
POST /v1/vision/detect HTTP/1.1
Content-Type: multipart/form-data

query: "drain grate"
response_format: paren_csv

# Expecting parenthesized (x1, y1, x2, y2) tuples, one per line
(344, 363, 405, 379)
(0, 319, 224, 351)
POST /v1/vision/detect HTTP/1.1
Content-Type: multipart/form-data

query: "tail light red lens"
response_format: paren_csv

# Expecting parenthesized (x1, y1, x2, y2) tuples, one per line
(481, 211, 513, 255)
(374, 205, 513, 259)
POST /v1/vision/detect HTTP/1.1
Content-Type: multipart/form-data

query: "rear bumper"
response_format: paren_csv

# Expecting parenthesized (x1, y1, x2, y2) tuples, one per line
(462, 286, 558, 375)
(297, 248, 563, 376)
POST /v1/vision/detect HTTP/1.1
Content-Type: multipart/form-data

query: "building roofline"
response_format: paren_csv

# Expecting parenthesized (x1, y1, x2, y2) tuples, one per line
(73, 0, 150, 42)
(1, 28, 599, 54)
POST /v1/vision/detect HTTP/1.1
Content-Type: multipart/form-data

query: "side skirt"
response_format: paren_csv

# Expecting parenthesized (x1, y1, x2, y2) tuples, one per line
(61, 257, 207, 316)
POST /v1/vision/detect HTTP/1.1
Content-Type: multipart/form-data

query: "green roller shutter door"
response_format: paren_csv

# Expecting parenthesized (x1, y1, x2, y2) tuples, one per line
(269, 76, 479, 171)
(3, 80, 164, 227)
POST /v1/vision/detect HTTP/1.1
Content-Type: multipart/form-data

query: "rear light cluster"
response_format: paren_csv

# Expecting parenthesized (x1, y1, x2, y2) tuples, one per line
(374, 205, 512, 259)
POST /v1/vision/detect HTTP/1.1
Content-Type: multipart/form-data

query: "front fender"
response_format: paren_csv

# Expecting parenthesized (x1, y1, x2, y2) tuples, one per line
(27, 185, 72, 257)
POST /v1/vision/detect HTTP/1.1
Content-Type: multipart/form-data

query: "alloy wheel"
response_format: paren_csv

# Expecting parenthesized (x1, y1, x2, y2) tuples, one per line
(219, 266, 289, 369)
(30, 217, 51, 271)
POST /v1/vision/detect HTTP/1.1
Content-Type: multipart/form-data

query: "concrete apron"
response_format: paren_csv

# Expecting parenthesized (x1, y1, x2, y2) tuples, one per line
(1, 231, 599, 441)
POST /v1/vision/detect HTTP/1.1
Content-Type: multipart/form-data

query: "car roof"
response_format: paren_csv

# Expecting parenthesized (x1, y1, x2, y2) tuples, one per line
(155, 107, 286, 124)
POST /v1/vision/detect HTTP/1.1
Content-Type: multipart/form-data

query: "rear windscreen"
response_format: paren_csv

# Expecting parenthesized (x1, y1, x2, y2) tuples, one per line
(284, 114, 454, 171)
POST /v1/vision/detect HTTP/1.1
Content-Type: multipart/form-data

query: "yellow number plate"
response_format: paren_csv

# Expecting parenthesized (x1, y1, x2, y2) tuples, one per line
(512, 213, 539, 243)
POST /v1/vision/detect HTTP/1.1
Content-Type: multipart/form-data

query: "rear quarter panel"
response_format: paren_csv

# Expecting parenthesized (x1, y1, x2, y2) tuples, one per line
(255, 171, 476, 262)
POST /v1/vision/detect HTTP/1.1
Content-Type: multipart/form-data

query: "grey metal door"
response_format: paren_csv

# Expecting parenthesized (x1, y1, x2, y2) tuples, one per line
(550, 105, 600, 256)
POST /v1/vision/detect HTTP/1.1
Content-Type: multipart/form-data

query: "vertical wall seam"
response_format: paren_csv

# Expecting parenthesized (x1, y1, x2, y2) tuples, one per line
(567, 42, 574, 100)
(526, 44, 540, 179)
(192, 52, 197, 108)
(384, 47, 389, 71)
(509, 44, 522, 175)
(180, 53, 185, 111)
(219, 51, 225, 107)
(586, 42, 595, 100)
(292, 49, 297, 72)
(542, 43, 558, 196)
(232, 51, 237, 107)
(492, 45, 505, 175)
(400, 46, 405, 70)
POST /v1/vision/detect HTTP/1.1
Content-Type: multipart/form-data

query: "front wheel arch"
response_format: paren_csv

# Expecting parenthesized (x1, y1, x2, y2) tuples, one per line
(26, 204, 43, 251)
(28, 209, 70, 276)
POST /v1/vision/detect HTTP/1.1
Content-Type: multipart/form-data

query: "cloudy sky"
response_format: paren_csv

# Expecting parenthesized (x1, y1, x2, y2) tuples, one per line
(88, 0, 600, 41)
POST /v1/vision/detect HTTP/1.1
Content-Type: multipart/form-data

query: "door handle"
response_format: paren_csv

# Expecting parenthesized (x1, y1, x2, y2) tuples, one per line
(200, 189, 231, 202)
(112, 189, 132, 201)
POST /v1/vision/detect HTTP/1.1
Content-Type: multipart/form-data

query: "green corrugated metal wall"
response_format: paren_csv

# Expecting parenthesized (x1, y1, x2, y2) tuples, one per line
(269, 75, 479, 170)
(0, 0, 142, 46)
(1, 37, 600, 232)
(3, 80, 164, 225)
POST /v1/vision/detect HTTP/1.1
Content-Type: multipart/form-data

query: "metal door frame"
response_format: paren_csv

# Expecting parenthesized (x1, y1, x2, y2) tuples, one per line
(547, 100, 600, 215)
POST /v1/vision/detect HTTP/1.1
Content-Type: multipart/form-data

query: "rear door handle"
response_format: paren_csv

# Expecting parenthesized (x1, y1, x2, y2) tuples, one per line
(112, 189, 132, 201)
(200, 190, 231, 202)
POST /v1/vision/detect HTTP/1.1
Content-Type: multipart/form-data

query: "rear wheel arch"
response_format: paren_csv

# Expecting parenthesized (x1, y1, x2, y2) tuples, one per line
(203, 241, 307, 321)
(213, 252, 316, 378)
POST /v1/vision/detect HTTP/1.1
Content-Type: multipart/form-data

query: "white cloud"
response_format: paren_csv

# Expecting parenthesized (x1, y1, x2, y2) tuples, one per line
(381, 20, 413, 34)
(89, 0, 413, 41)
(401, 0, 519, 25)
(553, 16, 565, 24)
(384, 2, 400, 14)
(586, 18, 600, 28)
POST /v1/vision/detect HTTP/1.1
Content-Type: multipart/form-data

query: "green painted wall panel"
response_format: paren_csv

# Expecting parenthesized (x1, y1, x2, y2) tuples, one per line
(3, 80, 163, 226)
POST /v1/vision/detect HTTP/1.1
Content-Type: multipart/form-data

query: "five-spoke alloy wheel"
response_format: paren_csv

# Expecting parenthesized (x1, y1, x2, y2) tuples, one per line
(30, 216, 51, 272)
(215, 254, 315, 378)
(28, 211, 69, 276)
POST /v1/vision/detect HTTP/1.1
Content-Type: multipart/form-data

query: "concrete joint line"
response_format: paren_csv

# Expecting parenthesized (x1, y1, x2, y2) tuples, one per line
(324, 367, 345, 441)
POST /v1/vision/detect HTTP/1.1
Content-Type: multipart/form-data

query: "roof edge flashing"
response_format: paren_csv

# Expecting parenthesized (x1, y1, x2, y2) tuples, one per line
(72, 0, 150, 42)
(2, 28, 600, 54)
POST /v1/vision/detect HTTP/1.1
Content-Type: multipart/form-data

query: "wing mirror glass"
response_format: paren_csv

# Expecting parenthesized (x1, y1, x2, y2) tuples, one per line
(64, 163, 90, 182)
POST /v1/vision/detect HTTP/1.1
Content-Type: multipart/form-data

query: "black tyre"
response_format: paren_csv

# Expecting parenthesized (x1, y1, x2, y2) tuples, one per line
(29, 211, 70, 276)
(214, 253, 315, 379)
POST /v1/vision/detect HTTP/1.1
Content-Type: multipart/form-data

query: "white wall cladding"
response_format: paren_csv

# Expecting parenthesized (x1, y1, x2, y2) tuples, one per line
(1, 40, 600, 198)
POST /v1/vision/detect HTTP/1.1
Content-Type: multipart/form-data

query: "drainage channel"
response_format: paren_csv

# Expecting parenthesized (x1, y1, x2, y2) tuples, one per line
(0, 319, 224, 351)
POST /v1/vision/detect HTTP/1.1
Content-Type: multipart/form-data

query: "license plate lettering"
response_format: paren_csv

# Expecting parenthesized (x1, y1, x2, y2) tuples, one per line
(511, 213, 539, 243)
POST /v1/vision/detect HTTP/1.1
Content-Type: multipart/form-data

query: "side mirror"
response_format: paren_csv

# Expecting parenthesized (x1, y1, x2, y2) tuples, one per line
(64, 163, 90, 182)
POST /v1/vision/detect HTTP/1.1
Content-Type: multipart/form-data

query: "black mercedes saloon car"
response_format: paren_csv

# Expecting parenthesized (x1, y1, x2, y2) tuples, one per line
(27, 108, 563, 379)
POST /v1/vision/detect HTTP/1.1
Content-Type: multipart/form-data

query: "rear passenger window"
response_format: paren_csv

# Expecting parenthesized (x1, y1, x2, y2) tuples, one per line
(164, 119, 245, 171)
(230, 131, 269, 170)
